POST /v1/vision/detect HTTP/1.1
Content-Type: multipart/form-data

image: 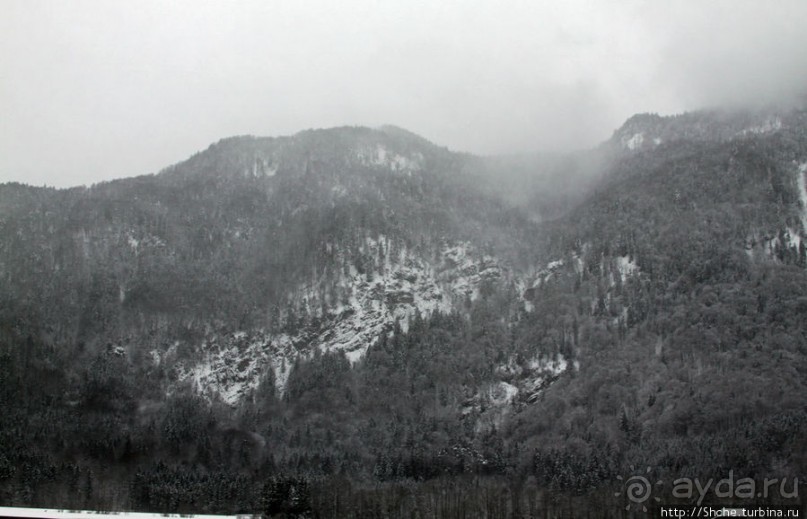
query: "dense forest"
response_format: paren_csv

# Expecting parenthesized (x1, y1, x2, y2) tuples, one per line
(1, 109, 806, 517)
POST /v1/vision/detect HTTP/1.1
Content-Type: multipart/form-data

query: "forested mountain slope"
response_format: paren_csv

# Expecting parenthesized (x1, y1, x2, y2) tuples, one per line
(1, 108, 805, 516)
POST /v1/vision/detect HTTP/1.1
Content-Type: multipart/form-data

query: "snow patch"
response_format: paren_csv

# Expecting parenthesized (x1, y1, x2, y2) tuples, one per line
(786, 227, 802, 250)
(125, 232, 165, 252)
(465, 381, 519, 431)
(528, 355, 568, 375)
(0, 507, 258, 519)
(797, 162, 807, 233)
(357, 145, 423, 173)
(616, 255, 638, 281)
(623, 133, 644, 150)
(440, 244, 502, 301)
(247, 157, 277, 178)
(269, 335, 295, 391)
(530, 252, 581, 287)
(523, 355, 569, 402)
(740, 117, 782, 136)
(488, 381, 518, 405)
(745, 227, 802, 263)
(486, 353, 571, 412)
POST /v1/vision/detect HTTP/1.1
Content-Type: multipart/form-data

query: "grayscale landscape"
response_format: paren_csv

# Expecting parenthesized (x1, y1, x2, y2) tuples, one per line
(1, 1, 806, 517)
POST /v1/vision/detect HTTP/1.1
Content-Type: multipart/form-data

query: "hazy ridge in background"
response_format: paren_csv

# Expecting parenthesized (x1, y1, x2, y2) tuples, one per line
(2, 0, 807, 187)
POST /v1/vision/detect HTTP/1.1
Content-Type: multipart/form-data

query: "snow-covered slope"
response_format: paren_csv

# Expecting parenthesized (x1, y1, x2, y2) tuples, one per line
(356, 144, 424, 173)
(161, 238, 507, 405)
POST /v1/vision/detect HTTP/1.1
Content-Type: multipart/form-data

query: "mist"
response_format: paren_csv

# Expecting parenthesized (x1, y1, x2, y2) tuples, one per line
(2, 0, 806, 188)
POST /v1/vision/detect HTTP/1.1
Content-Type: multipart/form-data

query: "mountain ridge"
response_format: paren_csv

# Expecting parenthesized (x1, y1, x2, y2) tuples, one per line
(1, 105, 805, 514)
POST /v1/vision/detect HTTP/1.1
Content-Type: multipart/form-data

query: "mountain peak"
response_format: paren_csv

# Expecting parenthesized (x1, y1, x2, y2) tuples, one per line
(154, 125, 447, 185)
(609, 106, 807, 152)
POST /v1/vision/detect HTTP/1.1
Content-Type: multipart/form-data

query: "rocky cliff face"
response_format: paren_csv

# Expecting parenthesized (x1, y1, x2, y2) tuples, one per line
(167, 238, 510, 404)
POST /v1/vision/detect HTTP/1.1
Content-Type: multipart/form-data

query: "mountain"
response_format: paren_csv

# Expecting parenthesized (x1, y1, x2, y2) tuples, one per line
(0, 125, 540, 402)
(1, 108, 806, 516)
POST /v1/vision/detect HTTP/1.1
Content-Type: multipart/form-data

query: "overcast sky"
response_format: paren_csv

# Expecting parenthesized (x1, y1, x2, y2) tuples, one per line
(2, 0, 806, 187)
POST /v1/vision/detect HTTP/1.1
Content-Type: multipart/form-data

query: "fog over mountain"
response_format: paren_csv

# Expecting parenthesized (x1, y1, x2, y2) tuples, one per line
(2, 2, 807, 517)
(2, 0, 807, 187)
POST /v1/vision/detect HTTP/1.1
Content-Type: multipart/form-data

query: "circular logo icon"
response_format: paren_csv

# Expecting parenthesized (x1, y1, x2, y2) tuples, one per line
(615, 466, 662, 512)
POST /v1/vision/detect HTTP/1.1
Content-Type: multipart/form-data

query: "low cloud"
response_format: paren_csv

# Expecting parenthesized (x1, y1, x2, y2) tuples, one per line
(1, 0, 806, 186)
